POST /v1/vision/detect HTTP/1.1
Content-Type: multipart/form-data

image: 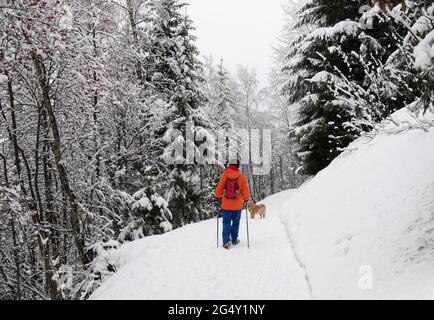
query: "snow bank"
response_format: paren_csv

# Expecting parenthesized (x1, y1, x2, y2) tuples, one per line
(280, 108, 434, 299)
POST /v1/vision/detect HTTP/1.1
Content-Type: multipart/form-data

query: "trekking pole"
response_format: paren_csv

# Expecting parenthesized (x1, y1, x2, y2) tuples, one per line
(216, 213, 219, 248)
(245, 201, 250, 248)
(217, 198, 222, 248)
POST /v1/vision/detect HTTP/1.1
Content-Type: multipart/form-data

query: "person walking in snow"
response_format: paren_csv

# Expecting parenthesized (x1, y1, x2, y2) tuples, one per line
(215, 160, 250, 249)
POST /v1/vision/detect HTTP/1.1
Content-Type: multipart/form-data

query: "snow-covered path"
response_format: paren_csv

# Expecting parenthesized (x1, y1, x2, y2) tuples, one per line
(91, 191, 311, 300)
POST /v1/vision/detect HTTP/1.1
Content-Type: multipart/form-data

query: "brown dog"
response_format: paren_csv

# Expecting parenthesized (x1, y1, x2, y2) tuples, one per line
(247, 202, 266, 219)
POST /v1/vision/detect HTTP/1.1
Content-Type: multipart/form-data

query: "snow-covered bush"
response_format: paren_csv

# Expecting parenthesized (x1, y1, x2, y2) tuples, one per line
(68, 240, 121, 300)
(118, 188, 173, 242)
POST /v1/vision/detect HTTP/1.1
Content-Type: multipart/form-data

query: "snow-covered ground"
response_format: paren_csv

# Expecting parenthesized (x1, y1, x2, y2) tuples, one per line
(92, 109, 434, 300)
(91, 189, 310, 299)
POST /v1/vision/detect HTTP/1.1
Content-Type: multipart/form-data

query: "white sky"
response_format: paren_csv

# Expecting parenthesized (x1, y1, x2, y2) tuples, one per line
(185, 0, 285, 87)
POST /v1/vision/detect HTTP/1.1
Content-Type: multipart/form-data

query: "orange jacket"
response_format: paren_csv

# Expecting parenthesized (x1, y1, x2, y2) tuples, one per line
(215, 166, 250, 211)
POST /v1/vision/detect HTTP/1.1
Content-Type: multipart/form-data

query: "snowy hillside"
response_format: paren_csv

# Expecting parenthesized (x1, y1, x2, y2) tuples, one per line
(279, 109, 434, 299)
(91, 109, 434, 300)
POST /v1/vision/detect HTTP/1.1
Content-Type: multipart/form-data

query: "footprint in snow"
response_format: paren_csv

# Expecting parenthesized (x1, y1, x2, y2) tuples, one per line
(332, 234, 354, 257)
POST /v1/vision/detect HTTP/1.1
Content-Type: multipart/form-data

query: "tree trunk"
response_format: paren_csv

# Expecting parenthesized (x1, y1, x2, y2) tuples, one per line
(33, 108, 45, 216)
(0, 150, 8, 187)
(91, 18, 102, 216)
(6, 79, 27, 195)
(126, 0, 144, 82)
(33, 107, 59, 300)
(42, 109, 58, 253)
(31, 52, 91, 265)
(61, 191, 69, 265)
(32, 215, 59, 300)
(10, 213, 22, 300)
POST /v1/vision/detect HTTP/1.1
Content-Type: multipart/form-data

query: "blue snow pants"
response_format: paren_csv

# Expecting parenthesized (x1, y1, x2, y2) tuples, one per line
(222, 210, 241, 245)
